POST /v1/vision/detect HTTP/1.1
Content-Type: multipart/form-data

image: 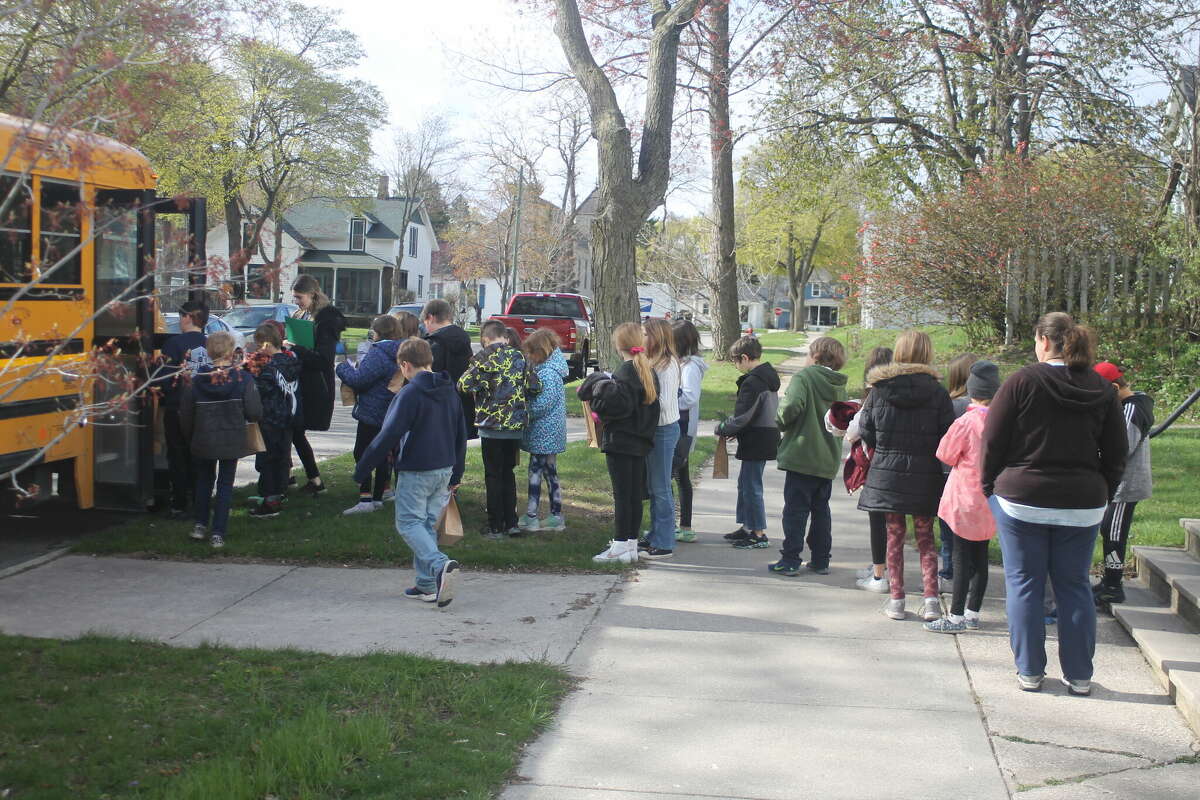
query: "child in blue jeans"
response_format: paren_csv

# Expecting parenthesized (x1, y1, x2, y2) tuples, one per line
(356, 338, 467, 608)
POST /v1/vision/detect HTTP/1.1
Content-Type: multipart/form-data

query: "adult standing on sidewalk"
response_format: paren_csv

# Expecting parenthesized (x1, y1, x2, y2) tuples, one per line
(641, 318, 681, 560)
(288, 275, 346, 496)
(981, 312, 1127, 696)
(422, 299, 476, 439)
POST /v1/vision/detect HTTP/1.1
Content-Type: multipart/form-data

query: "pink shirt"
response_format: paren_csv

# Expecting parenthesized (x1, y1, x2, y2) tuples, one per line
(936, 405, 995, 541)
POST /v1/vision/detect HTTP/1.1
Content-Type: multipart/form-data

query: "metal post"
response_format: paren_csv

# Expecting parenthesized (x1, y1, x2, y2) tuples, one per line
(510, 166, 525, 301)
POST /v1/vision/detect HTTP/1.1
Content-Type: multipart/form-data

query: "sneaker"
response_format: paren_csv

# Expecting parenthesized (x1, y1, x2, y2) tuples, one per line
(641, 547, 674, 560)
(732, 534, 769, 549)
(922, 597, 942, 621)
(481, 528, 507, 541)
(593, 539, 637, 565)
(298, 480, 325, 496)
(1017, 673, 1045, 692)
(249, 500, 281, 519)
(674, 528, 696, 543)
(637, 537, 651, 551)
(964, 615, 981, 631)
(541, 514, 565, 531)
(856, 575, 889, 593)
(856, 565, 878, 579)
(768, 560, 802, 576)
(189, 524, 207, 541)
(939, 577, 955, 595)
(381, 489, 395, 502)
(518, 514, 541, 532)
(806, 562, 830, 575)
(1044, 609, 1058, 626)
(342, 500, 380, 516)
(1061, 677, 1091, 696)
(1093, 582, 1125, 606)
(209, 534, 225, 549)
(404, 586, 436, 602)
(506, 525, 522, 537)
(166, 507, 187, 520)
(884, 598, 906, 620)
(723, 527, 750, 541)
(924, 617, 966, 634)
(436, 560, 459, 608)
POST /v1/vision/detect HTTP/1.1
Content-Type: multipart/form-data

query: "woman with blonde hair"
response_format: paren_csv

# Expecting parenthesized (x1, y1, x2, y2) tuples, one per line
(856, 329, 955, 621)
(286, 275, 346, 495)
(640, 317, 681, 559)
(391, 310, 420, 340)
(578, 323, 660, 564)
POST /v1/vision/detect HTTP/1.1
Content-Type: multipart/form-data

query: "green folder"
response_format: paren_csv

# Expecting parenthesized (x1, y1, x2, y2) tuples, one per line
(284, 317, 315, 349)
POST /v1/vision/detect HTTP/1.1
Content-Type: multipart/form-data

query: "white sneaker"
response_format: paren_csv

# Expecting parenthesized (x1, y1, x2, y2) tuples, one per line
(381, 489, 395, 502)
(856, 575, 889, 593)
(884, 598, 906, 620)
(939, 577, 954, 595)
(922, 596, 942, 621)
(189, 524, 207, 541)
(342, 500, 380, 516)
(592, 539, 637, 564)
(857, 565, 881, 579)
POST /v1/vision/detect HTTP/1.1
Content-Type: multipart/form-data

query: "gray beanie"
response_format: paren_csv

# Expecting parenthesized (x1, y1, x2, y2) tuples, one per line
(966, 360, 1001, 400)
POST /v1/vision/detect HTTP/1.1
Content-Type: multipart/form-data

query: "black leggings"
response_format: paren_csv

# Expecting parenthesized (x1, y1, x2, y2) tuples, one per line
(674, 457, 693, 528)
(353, 420, 389, 501)
(951, 535, 990, 616)
(292, 427, 320, 480)
(1101, 501, 1137, 584)
(869, 511, 887, 566)
(607, 452, 646, 541)
(481, 437, 519, 531)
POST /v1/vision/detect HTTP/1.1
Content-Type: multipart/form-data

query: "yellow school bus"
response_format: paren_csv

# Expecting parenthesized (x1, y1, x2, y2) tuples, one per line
(0, 113, 206, 511)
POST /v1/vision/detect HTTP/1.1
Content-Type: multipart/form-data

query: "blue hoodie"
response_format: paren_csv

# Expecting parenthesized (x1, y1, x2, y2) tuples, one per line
(354, 369, 467, 486)
(522, 348, 568, 455)
(335, 338, 401, 427)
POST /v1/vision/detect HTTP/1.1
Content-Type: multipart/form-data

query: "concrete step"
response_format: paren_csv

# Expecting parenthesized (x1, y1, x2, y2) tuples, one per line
(1184, 518, 1200, 561)
(1133, 544, 1200, 632)
(1112, 584, 1200, 737)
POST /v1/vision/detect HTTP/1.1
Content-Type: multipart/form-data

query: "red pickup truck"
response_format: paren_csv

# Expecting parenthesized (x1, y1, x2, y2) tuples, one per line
(490, 292, 595, 380)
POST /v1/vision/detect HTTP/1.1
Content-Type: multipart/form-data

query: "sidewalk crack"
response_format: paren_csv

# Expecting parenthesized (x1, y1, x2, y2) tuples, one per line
(995, 734, 1148, 761)
(563, 573, 624, 664)
(168, 565, 300, 641)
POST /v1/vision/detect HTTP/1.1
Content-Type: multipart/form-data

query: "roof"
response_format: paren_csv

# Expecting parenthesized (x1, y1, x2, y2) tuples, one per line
(0, 112, 155, 188)
(283, 197, 425, 243)
(297, 250, 392, 268)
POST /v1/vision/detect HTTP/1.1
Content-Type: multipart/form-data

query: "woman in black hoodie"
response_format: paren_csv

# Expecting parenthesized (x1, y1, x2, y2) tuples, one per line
(981, 313, 1126, 696)
(288, 275, 346, 495)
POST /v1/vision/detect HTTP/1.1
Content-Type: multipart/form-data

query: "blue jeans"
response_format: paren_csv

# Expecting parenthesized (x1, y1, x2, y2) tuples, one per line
(781, 471, 832, 567)
(394, 467, 453, 593)
(647, 423, 680, 549)
(991, 496, 1099, 681)
(938, 518, 954, 579)
(736, 460, 767, 531)
(195, 458, 237, 535)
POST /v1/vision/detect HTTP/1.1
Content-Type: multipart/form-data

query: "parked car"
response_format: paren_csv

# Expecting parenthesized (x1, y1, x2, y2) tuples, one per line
(489, 292, 595, 380)
(386, 302, 425, 318)
(162, 313, 246, 354)
(220, 303, 299, 335)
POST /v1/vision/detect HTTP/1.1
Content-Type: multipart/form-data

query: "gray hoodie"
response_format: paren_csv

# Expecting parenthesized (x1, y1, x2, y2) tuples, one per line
(1114, 392, 1154, 502)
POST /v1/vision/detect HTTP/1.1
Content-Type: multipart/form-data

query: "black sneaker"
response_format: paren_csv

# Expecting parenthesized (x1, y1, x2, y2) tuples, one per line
(298, 480, 325, 496)
(637, 537, 651, 551)
(733, 534, 769, 549)
(249, 500, 281, 518)
(723, 527, 751, 541)
(806, 562, 831, 575)
(641, 547, 674, 560)
(437, 560, 460, 608)
(288, 475, 298, 487)
(1093, 582, 1125, 606)
(481, 528, 507, 541)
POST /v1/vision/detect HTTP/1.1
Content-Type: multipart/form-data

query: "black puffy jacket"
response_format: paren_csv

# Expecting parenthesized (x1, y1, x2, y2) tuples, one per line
(578, 362, 660, 458)
(856, 363, 955, 516)
(180, 366, 262, 460)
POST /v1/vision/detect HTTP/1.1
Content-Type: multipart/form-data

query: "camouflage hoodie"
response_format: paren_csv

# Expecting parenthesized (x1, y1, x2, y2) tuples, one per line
(458, 343, 541, 434)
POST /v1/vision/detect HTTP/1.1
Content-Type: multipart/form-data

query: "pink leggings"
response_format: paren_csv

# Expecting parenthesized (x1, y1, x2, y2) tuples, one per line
(885, 514, 939, 601)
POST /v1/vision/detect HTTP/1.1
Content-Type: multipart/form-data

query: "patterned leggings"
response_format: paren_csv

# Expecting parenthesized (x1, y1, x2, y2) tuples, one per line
(885, 514, 939, 601)
(527, 454, 562, 517)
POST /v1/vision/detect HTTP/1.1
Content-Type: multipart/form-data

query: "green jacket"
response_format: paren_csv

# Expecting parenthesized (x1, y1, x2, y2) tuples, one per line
(776, 364, 848, 479)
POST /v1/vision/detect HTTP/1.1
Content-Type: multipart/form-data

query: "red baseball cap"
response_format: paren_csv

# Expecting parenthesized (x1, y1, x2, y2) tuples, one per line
(1094, 361, 1123, 383)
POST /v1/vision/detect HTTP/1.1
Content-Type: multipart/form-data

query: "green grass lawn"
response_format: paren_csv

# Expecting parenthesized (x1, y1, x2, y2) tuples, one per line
(75, 438, 717, 571)
(825, 324, 983, 396)
(0, 634, 570, 800)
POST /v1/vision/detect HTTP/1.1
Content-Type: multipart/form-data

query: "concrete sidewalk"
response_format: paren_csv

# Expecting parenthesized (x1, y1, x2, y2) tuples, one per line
(502, 466, 1199, 799)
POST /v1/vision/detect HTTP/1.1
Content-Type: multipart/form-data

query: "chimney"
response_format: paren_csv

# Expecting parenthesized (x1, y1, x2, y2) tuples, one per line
(377, 174, 389, 199)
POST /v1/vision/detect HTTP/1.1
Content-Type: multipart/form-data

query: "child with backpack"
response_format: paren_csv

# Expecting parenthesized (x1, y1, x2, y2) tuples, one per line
(1092, 361, 1155, 606)
(580, 323, 661, 565)
(336, 314, 402, 516)
(179, 331, 261, 548)
(718, 335, 781, 550)
(459, 319, 541, 539)
(247, 321, 301, 519)
(355, 338, 467, 607)
(925, 361, 1000, 633)
(767, 337, 849, 576)
(519, 329, 569, 532)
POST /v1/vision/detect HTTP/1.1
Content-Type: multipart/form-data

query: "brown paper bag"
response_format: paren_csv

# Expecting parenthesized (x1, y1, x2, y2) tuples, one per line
(582, 401, 602, 448)
(712, 436, 730, 479)
(340, 381, 356, 406)
(436, 495, 464, 547)
(245, 422, 267, 454)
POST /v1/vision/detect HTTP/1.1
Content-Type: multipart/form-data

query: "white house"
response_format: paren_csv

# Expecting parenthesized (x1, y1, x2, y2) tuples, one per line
(206, 193, 439, 316)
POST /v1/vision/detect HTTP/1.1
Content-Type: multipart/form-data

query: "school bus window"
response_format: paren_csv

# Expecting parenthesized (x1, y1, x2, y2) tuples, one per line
(0, 174, 33, 283)
(39, 179, 82, 284)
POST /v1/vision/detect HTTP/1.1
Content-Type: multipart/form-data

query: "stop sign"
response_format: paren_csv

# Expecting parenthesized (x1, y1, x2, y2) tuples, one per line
(774, 307, 783, 316)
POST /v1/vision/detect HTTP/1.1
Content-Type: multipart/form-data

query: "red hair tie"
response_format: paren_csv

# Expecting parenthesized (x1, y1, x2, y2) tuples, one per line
(629, 346, 644, 354)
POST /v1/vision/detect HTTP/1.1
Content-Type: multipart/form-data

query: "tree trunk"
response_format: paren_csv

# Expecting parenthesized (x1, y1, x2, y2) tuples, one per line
(271, 213, 285, 302)
(590, 208, 640, 369)
(708, 0, 740, 359)
(222, 171, 243, 299)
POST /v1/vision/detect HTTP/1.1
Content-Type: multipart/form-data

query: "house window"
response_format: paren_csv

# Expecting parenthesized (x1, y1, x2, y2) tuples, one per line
(807, 282, 823, 298)
(349, 218, 366, 251)
(408, 225, 418, 258)
(335, 268, 377, 314)
(242, 221, 257, 251)
(417, 275, 424, 297)
(398, 270, 408, 290)
(299, 267, 334, 298)
(701, 302, 710, 315)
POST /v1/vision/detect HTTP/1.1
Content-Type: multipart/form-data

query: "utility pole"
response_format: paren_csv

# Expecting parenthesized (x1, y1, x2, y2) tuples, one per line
(510, 166, 525, 302)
